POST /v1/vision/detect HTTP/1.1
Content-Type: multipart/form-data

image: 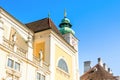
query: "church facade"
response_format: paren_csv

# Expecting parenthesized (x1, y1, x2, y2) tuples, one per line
(0, 7, 79, 80)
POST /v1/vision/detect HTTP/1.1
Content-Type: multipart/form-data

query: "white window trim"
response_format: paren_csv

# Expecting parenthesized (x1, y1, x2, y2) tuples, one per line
(57, 57, 69, 73)
(6, 57, 21, 72)
(36, 72, 45, 80)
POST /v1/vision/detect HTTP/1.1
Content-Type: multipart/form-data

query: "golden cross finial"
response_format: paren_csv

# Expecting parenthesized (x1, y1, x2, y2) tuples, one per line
(64, 9, 67, 18)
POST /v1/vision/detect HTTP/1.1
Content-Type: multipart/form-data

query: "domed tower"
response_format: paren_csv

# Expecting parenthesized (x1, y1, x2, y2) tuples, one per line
(59, 10, 78, 51)
(59, 10, 75, 35)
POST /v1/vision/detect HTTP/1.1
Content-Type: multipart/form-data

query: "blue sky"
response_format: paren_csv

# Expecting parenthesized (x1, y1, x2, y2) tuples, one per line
(0, 0, 120, 76)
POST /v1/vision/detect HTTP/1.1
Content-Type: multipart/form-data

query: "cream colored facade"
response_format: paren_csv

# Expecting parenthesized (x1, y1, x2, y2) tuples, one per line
(0, 7, 79, 80)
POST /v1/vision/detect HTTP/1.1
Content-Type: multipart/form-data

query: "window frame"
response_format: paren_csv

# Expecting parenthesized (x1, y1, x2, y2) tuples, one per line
(14, 62, 20, 71)
(57, 58, 69, 73)
(7, 58, 20, 72)
(7, 58, 14, 68)
(36, 72, 45, 80)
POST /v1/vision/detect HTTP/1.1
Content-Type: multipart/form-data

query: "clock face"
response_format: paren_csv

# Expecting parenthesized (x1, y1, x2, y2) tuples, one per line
(72, 37, 77, 47)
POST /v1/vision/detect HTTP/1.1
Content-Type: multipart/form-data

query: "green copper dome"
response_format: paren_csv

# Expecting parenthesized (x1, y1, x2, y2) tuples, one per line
(61, 17, 70, 23)
(59, 27, 75, 35)
(59, 10, 75, 35)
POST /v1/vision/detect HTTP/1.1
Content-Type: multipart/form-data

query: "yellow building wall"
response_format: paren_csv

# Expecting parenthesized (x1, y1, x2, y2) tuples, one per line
(55, 45, 73, 80)
(33, 41, 45, 60)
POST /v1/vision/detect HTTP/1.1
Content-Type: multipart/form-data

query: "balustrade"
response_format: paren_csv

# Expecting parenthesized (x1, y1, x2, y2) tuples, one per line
(3, 37, 27, 58)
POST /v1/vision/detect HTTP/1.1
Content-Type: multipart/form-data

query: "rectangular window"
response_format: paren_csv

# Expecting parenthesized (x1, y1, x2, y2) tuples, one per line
(41, 75, 45, 80)
(37, 73, 45, 80)
(7, 58, 14, 68)
(15, 62, 20, 71)
(7, 58, 20, 72)
(37, 73, 41, 80)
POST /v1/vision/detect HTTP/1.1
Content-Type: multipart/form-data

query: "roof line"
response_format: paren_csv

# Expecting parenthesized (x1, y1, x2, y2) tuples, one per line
(48, 18, 51, 27)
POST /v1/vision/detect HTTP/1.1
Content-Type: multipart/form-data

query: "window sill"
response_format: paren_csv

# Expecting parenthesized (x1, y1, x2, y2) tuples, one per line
(6, 67, 21, 77)
(56, 67, 70, 78)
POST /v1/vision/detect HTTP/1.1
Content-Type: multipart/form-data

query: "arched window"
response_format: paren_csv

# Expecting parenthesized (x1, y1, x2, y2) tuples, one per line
(58, 59, 68, 73)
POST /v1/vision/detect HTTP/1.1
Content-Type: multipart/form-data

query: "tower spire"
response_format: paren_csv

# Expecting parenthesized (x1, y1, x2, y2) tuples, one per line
(48, 12, 50, 18)
(64, 9, 67, 18)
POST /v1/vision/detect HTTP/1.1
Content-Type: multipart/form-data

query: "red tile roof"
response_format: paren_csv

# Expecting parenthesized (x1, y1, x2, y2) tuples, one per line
(80, 64, 116, 80)
(26, 18, 61, 35)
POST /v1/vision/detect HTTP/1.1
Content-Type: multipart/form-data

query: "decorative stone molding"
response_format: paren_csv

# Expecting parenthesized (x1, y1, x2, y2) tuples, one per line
(0, 17, 4, 44)
(56, 67, 70, 78)
(6, 68, 21, 80)
(0, 17, 3, 28)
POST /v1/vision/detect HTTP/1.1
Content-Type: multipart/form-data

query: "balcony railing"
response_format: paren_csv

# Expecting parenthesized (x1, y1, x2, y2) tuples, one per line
(33, 56, 40, 65)
(3, 37, 27, 58)
(3, 37, 14, 50)
(16, 46, 27, 58)
(3, 37, 49, 70)
(33, 56, 49, 70)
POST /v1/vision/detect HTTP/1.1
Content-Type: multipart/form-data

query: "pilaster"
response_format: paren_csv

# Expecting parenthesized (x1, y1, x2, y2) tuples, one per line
(27, 35, 33, 61)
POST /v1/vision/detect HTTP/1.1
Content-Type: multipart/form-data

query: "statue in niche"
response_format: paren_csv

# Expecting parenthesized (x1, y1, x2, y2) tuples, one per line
(39, 50, 43, 66)
(12, 32, 17, 52)
(27, 32, 32, 42)
(12, 32, 17, 42)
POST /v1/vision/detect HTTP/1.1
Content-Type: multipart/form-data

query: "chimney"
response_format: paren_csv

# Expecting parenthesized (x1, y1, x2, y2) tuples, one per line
(103, 63, 108, 71)
(108, 68, 113, 74)
(108, 68, 110, 73)
(110, 70, 113, 75)
(84, 61, 91, 73)
(98, 57, 103, 67)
